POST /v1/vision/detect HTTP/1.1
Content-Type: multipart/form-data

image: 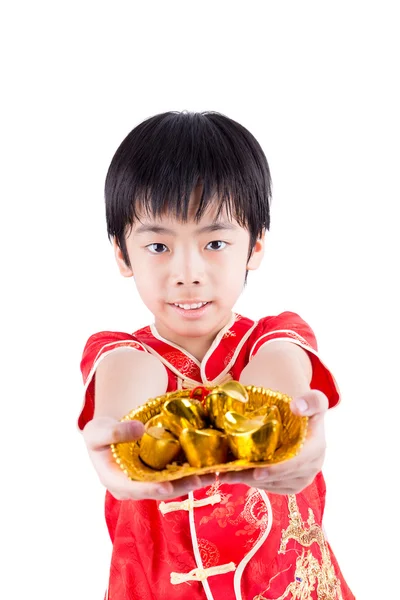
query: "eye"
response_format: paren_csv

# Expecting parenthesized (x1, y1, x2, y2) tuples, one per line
(146, 243, 168, 254)
(206, 240, 227, 251)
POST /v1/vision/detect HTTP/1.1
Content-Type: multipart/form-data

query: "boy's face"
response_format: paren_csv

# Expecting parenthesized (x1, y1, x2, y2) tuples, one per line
(113, 188, 264, 356)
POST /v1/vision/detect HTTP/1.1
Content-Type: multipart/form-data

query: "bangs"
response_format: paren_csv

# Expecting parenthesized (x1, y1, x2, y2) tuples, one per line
(105, 111, 271, 248)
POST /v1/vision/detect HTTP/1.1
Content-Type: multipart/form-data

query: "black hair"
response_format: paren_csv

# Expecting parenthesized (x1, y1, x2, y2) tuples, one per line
(105, 111, 272, 266)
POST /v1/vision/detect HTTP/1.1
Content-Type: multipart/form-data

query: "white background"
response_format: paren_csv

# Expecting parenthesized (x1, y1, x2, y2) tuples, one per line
(2, 2, 399, 599)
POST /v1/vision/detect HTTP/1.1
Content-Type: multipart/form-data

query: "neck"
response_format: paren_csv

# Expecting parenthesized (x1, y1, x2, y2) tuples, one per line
(154, 313, 233, 362)
(182, 339, 214, 362)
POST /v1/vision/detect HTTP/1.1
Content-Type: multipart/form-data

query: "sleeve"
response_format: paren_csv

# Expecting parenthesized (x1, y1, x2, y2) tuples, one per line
(77, 331, 147, 430)
(248, 311, 340, 408)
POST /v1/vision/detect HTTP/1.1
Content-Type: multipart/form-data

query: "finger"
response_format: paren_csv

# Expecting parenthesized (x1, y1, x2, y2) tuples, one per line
(222, 465, 322, 492)
(91, 447, 177, 499)
(220, 456, 322, 486)
(95, 449, 217, 501)
(107, 477, 176, 501)
(290, 389, 329, 418)
(153, 475, 217, 500)
(255, 457, 323, 483)
(220, 409, 326, 487)
(88, 425, 218, 500)
(102, 473, 215, 501)
(257, 476, 316, 495)
(83, 417, 145, 450)
(258, 426, 326, 478)
(167, 474, 216, 497)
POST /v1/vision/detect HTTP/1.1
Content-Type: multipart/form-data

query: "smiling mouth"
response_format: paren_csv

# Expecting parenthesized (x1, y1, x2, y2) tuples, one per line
(170, 301, 210, 311)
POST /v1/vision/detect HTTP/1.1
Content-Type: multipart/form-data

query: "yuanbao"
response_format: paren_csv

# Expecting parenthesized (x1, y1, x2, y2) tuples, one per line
(111, 381, 308, 481)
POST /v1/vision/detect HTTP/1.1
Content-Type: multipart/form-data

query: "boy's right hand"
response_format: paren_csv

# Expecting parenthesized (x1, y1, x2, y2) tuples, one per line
(82, 417, 215, 500)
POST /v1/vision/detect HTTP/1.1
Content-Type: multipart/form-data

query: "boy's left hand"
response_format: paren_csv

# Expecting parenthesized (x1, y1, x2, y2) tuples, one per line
(219, 389, 328, 495)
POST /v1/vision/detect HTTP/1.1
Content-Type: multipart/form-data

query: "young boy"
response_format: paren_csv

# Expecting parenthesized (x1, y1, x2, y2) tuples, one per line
(79, 111, 355, 600)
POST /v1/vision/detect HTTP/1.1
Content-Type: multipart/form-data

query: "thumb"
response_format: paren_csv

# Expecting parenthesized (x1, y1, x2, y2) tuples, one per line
(83, 416, 145, 450)
(290, 389, 329, 417)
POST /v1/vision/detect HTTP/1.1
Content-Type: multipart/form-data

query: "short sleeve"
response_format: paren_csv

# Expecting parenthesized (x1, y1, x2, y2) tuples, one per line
(78, 331, 147, 430)
(247, 311, 340, 408)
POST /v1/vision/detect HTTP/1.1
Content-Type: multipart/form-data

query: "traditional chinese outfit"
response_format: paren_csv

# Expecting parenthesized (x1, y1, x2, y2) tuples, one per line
(79, 312, 355, 600)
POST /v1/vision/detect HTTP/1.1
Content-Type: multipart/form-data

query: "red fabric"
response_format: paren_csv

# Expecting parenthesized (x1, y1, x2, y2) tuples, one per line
(79, 312, 354, 599)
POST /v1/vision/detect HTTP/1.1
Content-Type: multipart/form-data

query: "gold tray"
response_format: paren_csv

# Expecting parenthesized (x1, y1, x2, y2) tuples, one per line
(111, 386, 308, 482)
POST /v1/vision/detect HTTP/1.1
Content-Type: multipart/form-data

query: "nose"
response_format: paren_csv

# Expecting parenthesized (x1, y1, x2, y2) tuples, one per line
(170, 247, 205, 286)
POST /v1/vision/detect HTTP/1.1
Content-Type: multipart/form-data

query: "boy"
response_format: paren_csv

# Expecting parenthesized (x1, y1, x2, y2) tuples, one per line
(79, 111, 355, 599)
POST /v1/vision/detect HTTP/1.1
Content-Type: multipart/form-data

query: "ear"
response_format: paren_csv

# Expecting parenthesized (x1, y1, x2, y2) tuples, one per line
(112, 238, 134, 278)
(247, 233, 265, 271)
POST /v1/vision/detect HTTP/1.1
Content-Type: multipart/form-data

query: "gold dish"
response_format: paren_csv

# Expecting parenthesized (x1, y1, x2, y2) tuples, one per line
(111, 385, 308, 482)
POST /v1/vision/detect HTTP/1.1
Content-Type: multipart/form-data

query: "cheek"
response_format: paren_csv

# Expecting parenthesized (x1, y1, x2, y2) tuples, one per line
(217, 248, 248, 272)
(214, 256, 247, 294)
(133, 256, 164, 283)
(133, 269, 160, 301)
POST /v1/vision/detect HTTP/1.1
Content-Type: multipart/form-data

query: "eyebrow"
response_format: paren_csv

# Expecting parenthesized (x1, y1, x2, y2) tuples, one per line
(135, 222, 238, 236)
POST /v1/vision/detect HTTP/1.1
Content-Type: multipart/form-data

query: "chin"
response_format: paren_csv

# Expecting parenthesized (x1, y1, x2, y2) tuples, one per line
(175, 323, 214, 337)
(187, 316, 232, 336)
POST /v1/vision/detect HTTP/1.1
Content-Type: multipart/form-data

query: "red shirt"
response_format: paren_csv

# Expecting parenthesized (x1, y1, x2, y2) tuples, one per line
(79, 312, 354, 600)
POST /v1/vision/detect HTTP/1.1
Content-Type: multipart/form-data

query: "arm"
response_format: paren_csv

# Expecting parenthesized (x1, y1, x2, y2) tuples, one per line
(219, 341, 329, 494)
(82, 349, 214, 500)
(94, 348, 168, 420)
(239, 340, 312, 398)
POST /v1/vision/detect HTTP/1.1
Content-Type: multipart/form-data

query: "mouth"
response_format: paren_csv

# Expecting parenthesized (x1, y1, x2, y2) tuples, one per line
(170, 301, 210, 311)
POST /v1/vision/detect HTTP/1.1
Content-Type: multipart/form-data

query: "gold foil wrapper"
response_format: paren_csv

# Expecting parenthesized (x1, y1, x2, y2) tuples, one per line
(111, 385, 308, 482)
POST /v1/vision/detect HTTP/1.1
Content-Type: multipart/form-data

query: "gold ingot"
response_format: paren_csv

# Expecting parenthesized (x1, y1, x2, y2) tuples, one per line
(206, 381, 249, 429)
(219, 381, 249, 402)
(224, 412, 281, 461)
(179, 428, 229, 468)
(144, 414, 169, 430)
(267, 405, 283, 444)
(247, 404, 283, 444)
(223, 410, 266, 433)
(139, 426, 181, 470)
(161, 397, 208, 437)
(248, 404, 280, 421)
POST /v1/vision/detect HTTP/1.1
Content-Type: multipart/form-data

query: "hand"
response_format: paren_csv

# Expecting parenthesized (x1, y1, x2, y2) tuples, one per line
(82, 416, 215, 501)
(219, 389, 329, 494)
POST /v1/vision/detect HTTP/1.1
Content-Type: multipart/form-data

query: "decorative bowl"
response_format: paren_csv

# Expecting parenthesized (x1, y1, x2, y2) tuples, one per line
(110, 384, 308, 482)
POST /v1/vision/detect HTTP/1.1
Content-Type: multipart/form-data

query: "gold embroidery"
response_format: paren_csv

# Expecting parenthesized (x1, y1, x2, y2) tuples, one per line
(222, 349, 235, 367)
(229, 488, 269, 545)
(197, 538, 221, 568)
(222, 330, 237, 338)
(199, 486, 269, 553)
(283, 331, 311, 348)
(206, 477, 223, 497)
(254, 495, 343, 600)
